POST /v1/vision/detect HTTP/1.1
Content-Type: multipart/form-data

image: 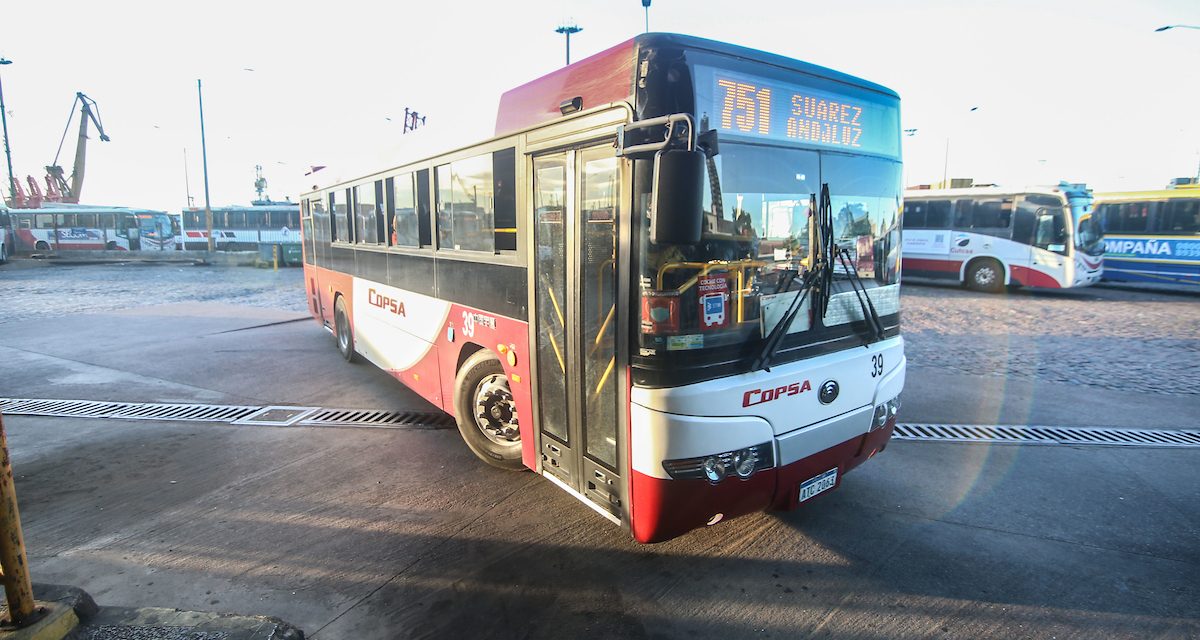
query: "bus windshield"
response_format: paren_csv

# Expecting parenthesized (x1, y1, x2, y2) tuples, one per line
(638, 143, 901, 355)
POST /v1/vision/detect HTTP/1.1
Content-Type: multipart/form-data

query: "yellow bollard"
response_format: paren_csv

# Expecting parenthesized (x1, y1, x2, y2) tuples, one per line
(0, 412, 35, 626)
(273, 245, 279, 271)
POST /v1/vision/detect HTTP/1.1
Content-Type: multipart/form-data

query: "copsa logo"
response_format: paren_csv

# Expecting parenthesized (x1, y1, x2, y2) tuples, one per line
(742, 380, 812, 407)
(368, 289, 406, 317)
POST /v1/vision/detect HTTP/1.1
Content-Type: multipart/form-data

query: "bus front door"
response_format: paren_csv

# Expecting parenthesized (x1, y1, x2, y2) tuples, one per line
(531, 145, 624, 522)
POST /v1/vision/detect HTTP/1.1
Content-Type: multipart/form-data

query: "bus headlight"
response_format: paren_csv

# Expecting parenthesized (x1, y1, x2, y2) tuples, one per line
(872, 396, 901, 431)
(663, 443, 775, 483)
(702, 457, 727, 483)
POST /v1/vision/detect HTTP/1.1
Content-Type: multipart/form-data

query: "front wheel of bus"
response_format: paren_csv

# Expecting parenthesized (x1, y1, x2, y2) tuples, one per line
(334, 296, 357, 363)
(454, 350, 523, 471)
(966, 259, 1004, 293)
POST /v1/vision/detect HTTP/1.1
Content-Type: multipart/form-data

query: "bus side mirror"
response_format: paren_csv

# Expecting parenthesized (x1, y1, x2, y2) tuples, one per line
(650, 149, 705, 245)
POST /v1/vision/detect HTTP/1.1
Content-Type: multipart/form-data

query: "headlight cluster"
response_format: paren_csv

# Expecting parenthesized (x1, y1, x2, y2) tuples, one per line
(662, 443, 775, 483)
(872, 396, 901, 430)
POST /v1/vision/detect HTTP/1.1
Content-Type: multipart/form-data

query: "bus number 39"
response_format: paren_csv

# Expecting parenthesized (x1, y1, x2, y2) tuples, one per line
(871, 354, 884, 378)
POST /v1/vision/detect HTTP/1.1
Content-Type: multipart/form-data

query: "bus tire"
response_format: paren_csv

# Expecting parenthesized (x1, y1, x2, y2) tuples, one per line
(965, 259, 1004, 293)
(106, 240, 117, 250)
(35, 241, 50, 251)
(0, 243, 6, 263)
(453, 350, 523, 471)
(334, 296, 358, 363)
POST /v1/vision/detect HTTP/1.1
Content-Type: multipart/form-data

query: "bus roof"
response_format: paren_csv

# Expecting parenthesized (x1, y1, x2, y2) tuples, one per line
(904, 186, 1071, 200)
(181, 204, 298, 213)
(495, 32, 899, 137)
(1095, 187, 1200, 202)
(1, 204, 167, 215)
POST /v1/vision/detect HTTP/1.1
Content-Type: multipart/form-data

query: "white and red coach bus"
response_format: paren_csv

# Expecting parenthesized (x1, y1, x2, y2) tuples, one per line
(301, 33, 906, 542)
(1, 204, 176, 253)
(901, 182, 1104, 291)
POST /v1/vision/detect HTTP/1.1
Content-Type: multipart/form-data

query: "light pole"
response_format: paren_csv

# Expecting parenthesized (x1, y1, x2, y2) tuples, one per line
(642, 0, 651, 33)
(0, 58, 14, 205)
(197, 79, 214, 252)
(943, 106, 979, 188)
(556, 23, 582, 65)
(1155, 25, 1200, 32)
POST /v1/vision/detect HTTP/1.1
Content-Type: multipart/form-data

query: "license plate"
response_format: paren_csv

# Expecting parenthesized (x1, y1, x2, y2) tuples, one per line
(799, 467, 838, 502)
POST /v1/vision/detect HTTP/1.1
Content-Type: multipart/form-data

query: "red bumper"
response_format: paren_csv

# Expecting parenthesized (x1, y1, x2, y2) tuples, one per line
(630, 419, 896, 543)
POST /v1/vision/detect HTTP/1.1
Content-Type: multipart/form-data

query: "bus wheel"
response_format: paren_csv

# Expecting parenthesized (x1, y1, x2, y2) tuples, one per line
(454, 350, 523, 471)
(966, 259, 1004, 293)
(34, 241, 50, 251)
(334, 296, 357, 363)
(106, 241, 117, 250)
(0, 244, 6, 263)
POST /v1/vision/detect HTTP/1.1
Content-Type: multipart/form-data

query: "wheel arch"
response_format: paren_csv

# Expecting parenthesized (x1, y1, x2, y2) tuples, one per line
(455, 342, 488, 374)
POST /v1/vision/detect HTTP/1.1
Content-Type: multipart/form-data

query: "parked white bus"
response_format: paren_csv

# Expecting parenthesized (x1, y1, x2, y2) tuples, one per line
(901, 183, 1104, 291)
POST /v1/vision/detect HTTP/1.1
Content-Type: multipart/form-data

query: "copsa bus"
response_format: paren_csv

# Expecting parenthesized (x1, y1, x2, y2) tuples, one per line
(1094, 184, 1200, 287)
(1, 204, 176, 254)
(300, 33, 906, 542)
(901, 182, 1104, 291)
(176, 203, 301, 251)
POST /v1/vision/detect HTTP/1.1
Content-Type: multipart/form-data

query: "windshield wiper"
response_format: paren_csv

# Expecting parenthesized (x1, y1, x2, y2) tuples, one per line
(750, 262, 822, 372)
(752, 184, 885, 370)
(833, 247, 885, 343)
(751, 190, 834, 372)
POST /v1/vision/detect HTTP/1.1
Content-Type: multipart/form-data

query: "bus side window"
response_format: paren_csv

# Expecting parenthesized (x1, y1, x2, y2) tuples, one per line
(903, 202, 926, 228)
(416, 169, 432, 247)
(926, 200, 951, 228)
(953, 200, 972, 228)
(1165, 199, 1200, 233)
(494, 147, 517, 252)
(1034, 210, 1067, 254)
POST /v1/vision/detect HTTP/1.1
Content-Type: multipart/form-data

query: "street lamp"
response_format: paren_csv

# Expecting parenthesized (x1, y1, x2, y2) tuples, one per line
(1155, 25, 1200, 32)
(943, 106, 979, 188)
(197, 79, 214, 252)
(642, 0, 651, 33)
(556, 23, 582, 66)
(0, 58, 14, 206)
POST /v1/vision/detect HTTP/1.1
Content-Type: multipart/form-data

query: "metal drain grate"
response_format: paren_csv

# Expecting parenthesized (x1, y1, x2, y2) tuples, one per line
(0, 398, 453, 431)
(894, 423, 1200, 448)
(302, 408, 456, 430)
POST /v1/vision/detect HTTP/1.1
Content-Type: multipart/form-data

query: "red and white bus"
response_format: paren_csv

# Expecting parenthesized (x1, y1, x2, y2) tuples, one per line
(901, 183, 1104, 291)
(1, 204, 176, 253)
(301, 33, 906, 542)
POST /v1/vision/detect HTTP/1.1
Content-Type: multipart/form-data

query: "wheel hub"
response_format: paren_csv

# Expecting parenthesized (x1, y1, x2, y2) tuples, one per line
(474, 374, 519, 445)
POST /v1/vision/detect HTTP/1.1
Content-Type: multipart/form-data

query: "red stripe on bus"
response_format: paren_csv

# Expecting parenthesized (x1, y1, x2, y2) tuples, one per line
(1010, 265, 1062, 288)
(902, 257, 963, 273)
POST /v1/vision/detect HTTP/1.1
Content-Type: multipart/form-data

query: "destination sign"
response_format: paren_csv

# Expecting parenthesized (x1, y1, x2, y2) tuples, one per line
(695, 65, 900, 158)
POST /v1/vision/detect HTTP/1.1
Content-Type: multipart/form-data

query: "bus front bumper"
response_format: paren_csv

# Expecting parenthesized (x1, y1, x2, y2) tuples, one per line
(629, 403, 896, 543)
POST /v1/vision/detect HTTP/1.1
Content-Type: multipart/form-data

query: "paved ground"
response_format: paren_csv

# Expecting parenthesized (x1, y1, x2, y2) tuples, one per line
(0, 261, 1197, 639)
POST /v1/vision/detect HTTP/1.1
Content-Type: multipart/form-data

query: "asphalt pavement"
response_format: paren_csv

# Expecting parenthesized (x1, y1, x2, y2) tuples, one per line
(0, 263, 1196, 639)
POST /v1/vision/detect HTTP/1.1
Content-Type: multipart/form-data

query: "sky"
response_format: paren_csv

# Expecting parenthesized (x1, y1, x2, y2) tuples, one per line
(1, 0, 1198, 212)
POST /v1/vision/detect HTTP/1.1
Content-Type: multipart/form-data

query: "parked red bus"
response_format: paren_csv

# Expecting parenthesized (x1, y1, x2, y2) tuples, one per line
(301, 33, 906, 542)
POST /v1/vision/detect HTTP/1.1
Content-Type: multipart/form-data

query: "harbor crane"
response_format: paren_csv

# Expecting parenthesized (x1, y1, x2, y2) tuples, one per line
(44, 91, 110, 203)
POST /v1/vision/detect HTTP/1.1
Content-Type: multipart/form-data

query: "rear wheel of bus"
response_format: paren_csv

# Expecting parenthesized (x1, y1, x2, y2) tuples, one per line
(453, 350, 523, 471)
(334, 296, 357, 362)
(966, 259, 1004, 293)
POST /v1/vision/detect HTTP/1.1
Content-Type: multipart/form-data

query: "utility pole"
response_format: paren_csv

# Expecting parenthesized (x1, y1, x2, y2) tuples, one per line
(642, 0, 651, 33)
(556, 23, 582, 65)
(197, 79, 214, 252)
(0, 58, 14, 205)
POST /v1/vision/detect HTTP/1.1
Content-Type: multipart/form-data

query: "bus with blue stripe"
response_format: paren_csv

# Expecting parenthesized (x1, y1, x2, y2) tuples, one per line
(1094, 185, 1200, 287)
